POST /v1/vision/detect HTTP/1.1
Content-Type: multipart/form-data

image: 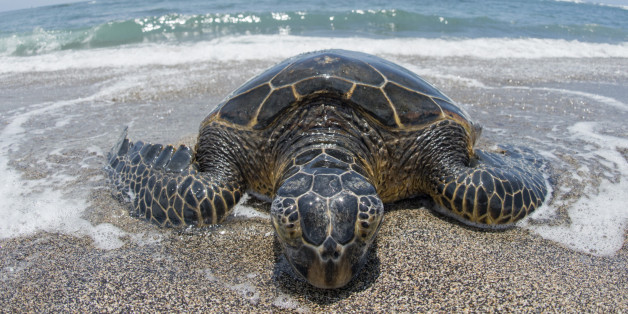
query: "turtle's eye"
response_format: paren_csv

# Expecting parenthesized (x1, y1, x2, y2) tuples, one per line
(270, 196, 303, 245)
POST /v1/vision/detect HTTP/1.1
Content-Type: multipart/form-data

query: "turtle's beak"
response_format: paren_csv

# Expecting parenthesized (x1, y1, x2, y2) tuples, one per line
(282, 236, 369, 289)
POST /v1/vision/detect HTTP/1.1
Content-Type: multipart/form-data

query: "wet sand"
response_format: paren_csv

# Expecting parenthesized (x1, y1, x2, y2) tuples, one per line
(1, 190, 626, 312)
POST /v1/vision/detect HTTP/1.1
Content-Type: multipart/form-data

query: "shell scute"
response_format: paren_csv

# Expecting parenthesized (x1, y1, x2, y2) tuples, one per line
(432, 98, 472, 123)
(255, 86, 296, 129)
(294, 76, 353, 98)
(219, 84, 271, 125)
(271, 52, 384, 87)
(349, 84, 396, 127)
(383, 82, 442, 126)
(367, 58, 452, 101)
(233, 57, 296, 95)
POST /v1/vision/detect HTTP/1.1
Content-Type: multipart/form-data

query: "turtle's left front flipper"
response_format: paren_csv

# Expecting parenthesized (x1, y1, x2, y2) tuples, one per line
(105, 129, 244, 227)
(432, 145, 549, 227)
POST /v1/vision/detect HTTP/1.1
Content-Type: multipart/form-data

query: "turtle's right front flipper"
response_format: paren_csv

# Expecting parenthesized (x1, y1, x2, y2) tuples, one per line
(105, 129, 244, 227)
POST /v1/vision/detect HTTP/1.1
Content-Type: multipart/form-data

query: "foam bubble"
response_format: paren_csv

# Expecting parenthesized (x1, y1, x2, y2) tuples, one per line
(1, 36, 627, 74)
(231, 282, 260, 305)
(128, 231, 164, 246)
(201, 269, 269, 306)
(522, 122, 628, 256)
(232, 194, 270, 220)
(405, 66, 490, 89)
(508, 86, 628, 112)
(273, 293, 306, 311)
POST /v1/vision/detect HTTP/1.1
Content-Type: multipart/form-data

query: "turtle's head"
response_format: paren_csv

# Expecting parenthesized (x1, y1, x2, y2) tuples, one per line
(271, 154, 384, 289)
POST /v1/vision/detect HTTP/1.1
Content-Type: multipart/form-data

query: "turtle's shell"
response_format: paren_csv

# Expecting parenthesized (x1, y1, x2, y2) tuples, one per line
(206, 50, 473, 130)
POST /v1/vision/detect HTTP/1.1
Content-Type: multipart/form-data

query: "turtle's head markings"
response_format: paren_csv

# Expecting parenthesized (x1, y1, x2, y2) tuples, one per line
(271, 152, 384, 288)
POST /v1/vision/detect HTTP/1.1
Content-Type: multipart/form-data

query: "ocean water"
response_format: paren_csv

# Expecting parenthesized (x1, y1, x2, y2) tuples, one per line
(0, 0, 627, 259)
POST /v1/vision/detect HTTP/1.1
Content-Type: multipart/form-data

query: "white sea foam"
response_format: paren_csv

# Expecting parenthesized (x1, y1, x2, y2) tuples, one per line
(555, 0, 628, 10)
(522, 122, 628, 256)
(231, 282, 261, 305)
(0, 96, 128, 250)
(201, 269, 273, 306)
(273, 292, 307, 312)
(508, 86, 628, 112)
(405, 66, 491, 89)
(232, 194, 271, 220)
(1, 36, 627, 74)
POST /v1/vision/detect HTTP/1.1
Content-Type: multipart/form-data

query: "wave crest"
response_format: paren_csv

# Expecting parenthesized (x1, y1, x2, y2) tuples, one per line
(1, 8, 626, 57)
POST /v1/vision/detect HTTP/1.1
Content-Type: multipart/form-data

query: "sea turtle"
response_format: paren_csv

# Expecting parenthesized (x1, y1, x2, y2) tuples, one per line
(106, 49, 548, 289)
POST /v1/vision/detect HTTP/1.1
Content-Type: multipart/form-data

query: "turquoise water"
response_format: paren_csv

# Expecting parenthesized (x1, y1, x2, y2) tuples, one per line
(1, 0, 627, 56)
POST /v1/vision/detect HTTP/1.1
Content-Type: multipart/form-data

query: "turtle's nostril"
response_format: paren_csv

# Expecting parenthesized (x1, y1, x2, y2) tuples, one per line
(321, 237, 341, 260)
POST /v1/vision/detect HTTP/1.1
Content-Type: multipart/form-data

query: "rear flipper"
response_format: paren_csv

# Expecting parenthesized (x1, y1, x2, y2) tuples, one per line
(105, 128, 243, 227)
(433, 145, 549, 228)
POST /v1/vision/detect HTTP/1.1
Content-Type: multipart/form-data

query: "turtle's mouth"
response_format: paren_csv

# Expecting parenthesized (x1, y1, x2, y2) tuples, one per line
(282, 237, 369, 289)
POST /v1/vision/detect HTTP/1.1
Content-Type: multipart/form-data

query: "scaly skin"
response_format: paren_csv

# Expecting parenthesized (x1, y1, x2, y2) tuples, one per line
(106, 128, 243, 227)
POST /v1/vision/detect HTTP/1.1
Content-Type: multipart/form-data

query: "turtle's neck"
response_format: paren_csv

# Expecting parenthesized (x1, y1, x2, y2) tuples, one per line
(269, 97, 376, 190)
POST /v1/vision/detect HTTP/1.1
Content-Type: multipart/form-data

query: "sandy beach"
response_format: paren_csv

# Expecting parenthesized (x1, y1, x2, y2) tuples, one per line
(1, 193, 626, 311)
